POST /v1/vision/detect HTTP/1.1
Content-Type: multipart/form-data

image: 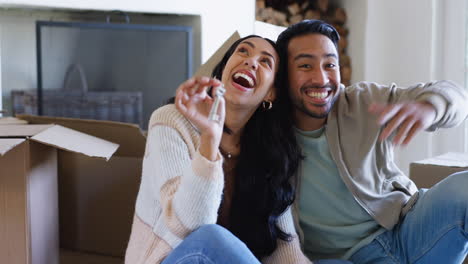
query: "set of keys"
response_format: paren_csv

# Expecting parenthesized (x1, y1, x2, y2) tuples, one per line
(208, 85, 226, 123)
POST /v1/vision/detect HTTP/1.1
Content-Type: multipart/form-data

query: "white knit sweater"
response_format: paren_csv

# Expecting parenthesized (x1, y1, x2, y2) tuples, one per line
(125, 104, 311, 264)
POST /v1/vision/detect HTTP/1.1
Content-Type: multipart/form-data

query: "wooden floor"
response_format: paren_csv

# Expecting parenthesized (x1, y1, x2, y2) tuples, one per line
(60, 249, 123, 264)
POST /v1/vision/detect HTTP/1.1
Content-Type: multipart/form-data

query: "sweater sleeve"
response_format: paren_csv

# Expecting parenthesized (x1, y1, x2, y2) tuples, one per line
(391, 80, 468, 131)
(262, 207, 313, 264)
(347, 80, 468, 131)
(145, 124, 224, 243)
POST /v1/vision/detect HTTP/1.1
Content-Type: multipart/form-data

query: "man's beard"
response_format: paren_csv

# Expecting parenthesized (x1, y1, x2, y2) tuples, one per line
(292, 84, 339, 119)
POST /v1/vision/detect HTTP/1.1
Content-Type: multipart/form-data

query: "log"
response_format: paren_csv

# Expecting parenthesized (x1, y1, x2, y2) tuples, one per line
(256, 7, 274, 21)
(338, 36, 347, 53)
(302, 1, 310, 11)
(265, 18, 276, 25)
(255, 8, 263, 20)
(334, 24, 349, 37)
(340, 66, 352, 86)
(313, 0, 329, 13)
(272, 9, 288, 24)
(280, 20, 290, 27)
(331, 7, 347, 25)
(304, 9, 321, 20)
(256, 0, 265, 10)
(289, 14, 304, 25)
(339, 54, 351, 67)
(288, 3, 301, 16)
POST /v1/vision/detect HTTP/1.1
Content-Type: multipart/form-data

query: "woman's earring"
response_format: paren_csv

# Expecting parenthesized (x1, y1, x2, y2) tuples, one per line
(262, 100, 273, 110)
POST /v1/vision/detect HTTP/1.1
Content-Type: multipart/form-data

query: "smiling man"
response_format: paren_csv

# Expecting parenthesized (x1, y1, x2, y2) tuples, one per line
(276, 20, 468, 264)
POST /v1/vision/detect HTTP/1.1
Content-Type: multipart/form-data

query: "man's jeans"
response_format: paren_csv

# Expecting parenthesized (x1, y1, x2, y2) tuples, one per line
(162, 224, 352, 264)
(349, 171, 468, 264)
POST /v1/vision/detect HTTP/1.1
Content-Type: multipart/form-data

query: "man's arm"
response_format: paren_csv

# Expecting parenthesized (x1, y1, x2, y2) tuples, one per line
(352, 80, 468, 146)
(368, 101, 436, 145)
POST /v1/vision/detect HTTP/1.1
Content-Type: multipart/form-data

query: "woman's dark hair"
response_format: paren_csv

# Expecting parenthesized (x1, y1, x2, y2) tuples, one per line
(212, 35, 302, 259)
(168, 35, 302, 259)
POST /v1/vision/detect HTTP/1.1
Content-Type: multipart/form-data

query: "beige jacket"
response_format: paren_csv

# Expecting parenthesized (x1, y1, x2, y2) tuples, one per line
(294, 80, 468, 237)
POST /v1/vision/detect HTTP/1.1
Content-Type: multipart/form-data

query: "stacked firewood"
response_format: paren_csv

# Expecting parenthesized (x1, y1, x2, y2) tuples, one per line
(256, 0, 351, 85)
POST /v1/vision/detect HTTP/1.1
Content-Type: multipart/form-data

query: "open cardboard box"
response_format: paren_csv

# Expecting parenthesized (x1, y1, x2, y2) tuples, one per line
(0, 119, 119, 264)
(0, 30, 239, 264)
(14, 114, 146, 261)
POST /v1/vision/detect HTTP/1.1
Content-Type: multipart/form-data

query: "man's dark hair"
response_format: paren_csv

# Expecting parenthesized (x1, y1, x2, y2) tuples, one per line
(275, 19, 340, 115)
(276, 19, 340, 60)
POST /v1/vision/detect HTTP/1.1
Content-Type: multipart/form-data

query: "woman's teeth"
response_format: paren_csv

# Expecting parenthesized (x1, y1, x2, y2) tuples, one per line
(306, 91, 328, 99)
(233, 72, 254, 87)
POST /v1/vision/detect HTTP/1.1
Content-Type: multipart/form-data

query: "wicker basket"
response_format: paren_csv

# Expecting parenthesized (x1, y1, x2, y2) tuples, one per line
(12, 64, 143, 127)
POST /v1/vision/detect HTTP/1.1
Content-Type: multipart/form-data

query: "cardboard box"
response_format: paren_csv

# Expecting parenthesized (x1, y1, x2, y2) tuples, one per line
(409, 152, 468, 189)
(0, 121, 118, 264)
(1, 31, 234, 263)
(410, 152, 468, 264)
(17, 114, 146, 258)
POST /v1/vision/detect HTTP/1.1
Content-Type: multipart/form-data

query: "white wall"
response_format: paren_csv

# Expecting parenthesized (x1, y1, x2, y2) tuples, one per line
(337, 0, 367, 84)
(0, 10, 39, 115)
(364, 0, 436, 174)
(0, 0, 255, 62)
(430, 0, 468, 156)
(343, 0, 467, 174)
(364, 0, 434, 85)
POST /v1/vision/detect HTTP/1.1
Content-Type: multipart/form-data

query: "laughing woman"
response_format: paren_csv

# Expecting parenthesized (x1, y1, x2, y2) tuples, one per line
(125, 35, 349, 264)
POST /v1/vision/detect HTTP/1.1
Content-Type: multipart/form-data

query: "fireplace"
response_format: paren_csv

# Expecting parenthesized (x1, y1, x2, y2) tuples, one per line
(2, 8, 201, 129)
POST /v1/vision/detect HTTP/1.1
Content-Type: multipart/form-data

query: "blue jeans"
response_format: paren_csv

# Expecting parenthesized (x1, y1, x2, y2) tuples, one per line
(162, 224, 352, 263)
(349, 171, 468, 264)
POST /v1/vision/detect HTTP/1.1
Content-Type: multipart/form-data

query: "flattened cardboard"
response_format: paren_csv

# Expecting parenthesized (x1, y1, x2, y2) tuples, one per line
(0, 124, 118, 160)
(0, 138, 26, 155)
(31, 125, 118, 161)
(17, 114, 145, 157)
(0, 117, 28, 125)
(0, 124, 53, 137)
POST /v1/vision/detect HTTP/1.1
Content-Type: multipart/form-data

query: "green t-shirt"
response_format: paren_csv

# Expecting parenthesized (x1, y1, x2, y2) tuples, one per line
(296, 127, 385, 260)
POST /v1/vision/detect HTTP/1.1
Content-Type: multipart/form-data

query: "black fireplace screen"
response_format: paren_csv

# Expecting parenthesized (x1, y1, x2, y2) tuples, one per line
(14, 20, 193, 128)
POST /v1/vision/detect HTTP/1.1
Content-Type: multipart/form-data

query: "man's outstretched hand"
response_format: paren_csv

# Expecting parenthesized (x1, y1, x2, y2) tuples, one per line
(369, 102, 436, 146)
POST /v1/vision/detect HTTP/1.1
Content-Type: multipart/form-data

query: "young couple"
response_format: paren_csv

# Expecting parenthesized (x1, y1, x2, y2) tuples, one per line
(126, 20, 468, 264)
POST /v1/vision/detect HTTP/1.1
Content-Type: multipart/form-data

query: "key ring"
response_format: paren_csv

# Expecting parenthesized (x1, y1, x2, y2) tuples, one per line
(208, 85, 226, 122)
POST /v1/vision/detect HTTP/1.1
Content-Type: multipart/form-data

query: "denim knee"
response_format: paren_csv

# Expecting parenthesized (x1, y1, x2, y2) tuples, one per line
(189, 224, 259, 263)
(193, 224, 245, 249)
(194, 224, 233, 241)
